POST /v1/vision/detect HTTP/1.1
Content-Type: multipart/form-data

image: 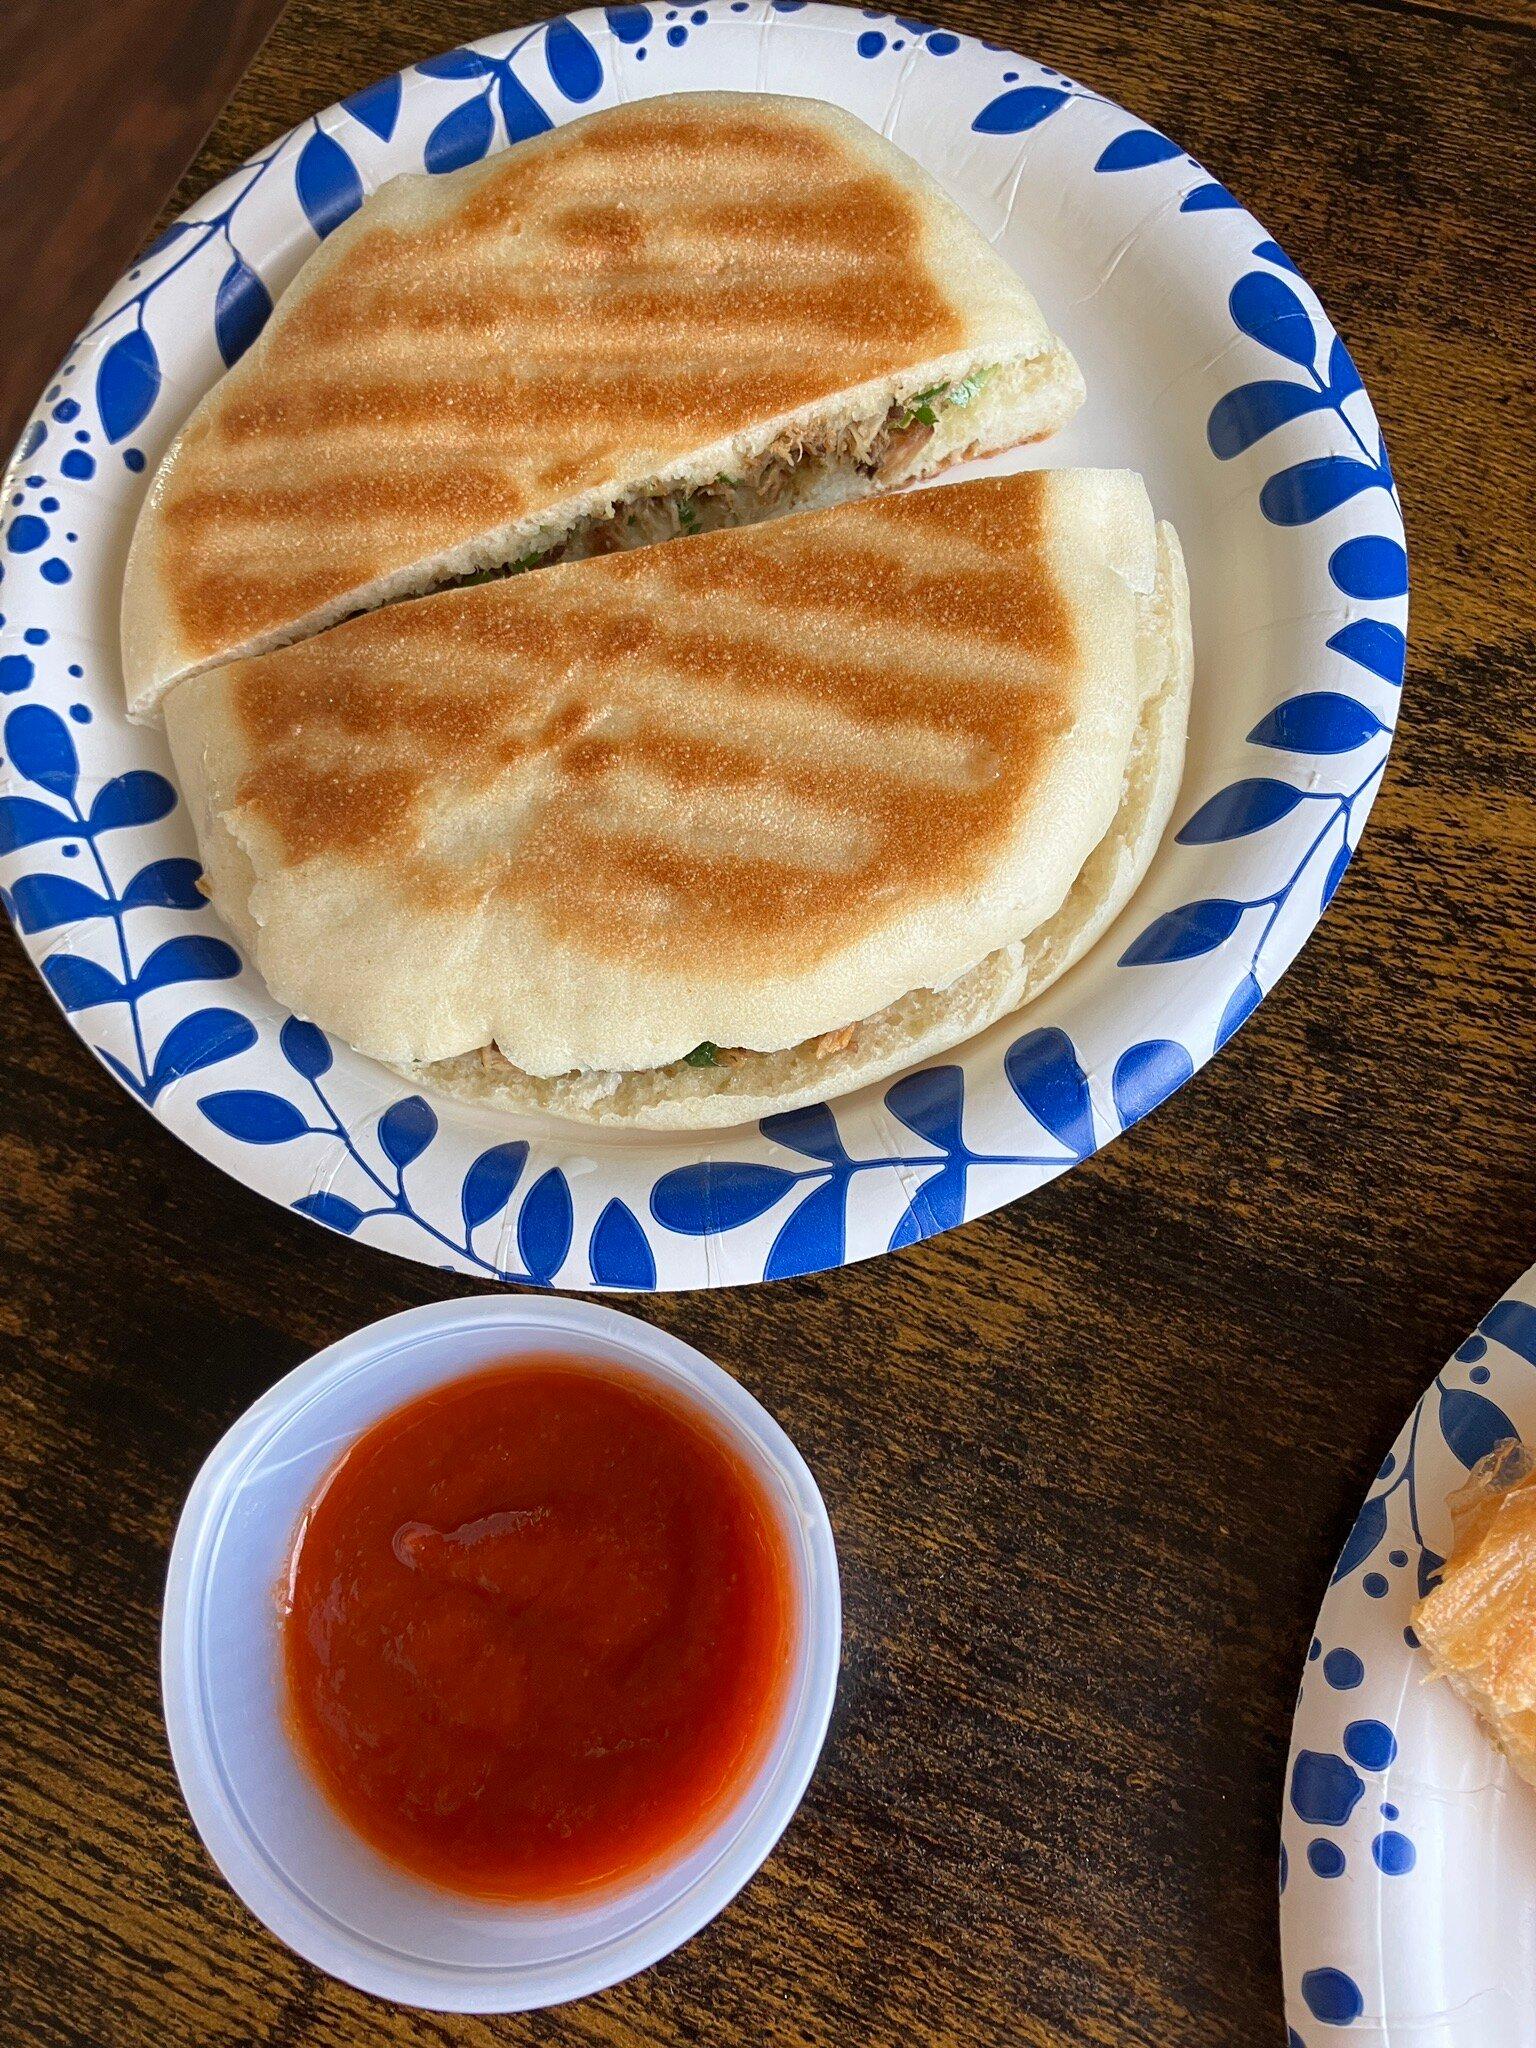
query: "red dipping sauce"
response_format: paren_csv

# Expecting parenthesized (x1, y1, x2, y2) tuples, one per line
(281, 1357, 796, 1902)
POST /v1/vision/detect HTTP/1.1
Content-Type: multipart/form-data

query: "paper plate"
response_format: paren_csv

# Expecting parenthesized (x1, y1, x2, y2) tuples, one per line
(1282, 1263, 1536, 2045)
(0, 4, 1407, 1291)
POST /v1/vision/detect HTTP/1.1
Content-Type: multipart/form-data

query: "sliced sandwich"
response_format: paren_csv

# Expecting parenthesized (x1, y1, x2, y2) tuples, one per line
(122, 91, 1084, 719)
(164, 470, 1191, 1131)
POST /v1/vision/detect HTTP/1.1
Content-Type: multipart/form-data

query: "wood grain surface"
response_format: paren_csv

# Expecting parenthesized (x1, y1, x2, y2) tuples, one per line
(2, 3, 1534, 2045)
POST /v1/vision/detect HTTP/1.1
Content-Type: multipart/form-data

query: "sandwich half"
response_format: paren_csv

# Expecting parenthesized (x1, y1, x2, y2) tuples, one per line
(123, 90, 1084, 719)
(164, 470, 1191, 1130)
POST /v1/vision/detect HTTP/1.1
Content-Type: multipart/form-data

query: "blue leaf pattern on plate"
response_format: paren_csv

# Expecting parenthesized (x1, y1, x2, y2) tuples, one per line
(8, 871, 109, 932)
(651, 1162, 799, 1236)
(1249, 694, 1384, 754)
(1437, 1385, 1519, 1471)
(1095, 128, 1181, 172)
(131, 933, 240, 996)
(425, 94, 496, 173)
(378, 1094, 438, 1170)
(498, 68, 554, 143)
(87, 772, 177, 832)
(96, 328, 160, 443)
(971, 86, 1069, 134)
(292, 1190, 366, 1234)
(589, 1198, 658, 1290)
(43, 953, 125, 1011)
(341, 73, 403, 140)
(214, 257, 273, 367)
(460, 1141, 529, 1232)
(5, 705, 77, 796)
(199, 1089, 312, 1144)
(765, 1175, 847, 1281)
(1120, 899, 1246, 965)
(1178, 778, 1306, 843)
(545, 18, 603, 101)
(119, 858, 206, 910)
(1004, 1028, 1094, 1157)
(280, 1015, 333, 1079)
(518, 1167, 574, 1284)
(146, 1008, 258, 1101)
(1111, 1039, 1194, 1129)
(296, 128, 365, 238)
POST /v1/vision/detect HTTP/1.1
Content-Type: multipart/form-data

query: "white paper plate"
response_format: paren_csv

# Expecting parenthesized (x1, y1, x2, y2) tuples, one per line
(1282, 1262, 1536, 2045)
(0, 4, 1406, 1290)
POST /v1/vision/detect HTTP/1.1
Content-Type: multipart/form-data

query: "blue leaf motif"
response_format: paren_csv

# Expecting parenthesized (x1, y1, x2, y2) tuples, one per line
(1094, 128, 1181, 172)
(416, 48, 494, 77)
(341, 72, 403, 139)
(120, 857, 206, 910)
(1320, 841, 1351, 908)
(1181, 180, 1239, 211)
(292, 1191, 365, 1234)
(888, 1159, 968, 1251)
(1252, 238, 1300, 275)
(589, 1198, 658, 1290)
(1112, 1039, 1194, 1129)
(1331, 1492, 1387, 1582)
(1329, 535, 1408, 600)
(42, 953, 125, 1012)
(1482, 1301, 1536, 1366)
(8, 872, 109, 932)
(98, 1047, 149, 1100)
(145, 1007, 258, 1101)
(1229, 272, 1316, 368)
(498, 68, 555, 143)
(1248, 693, 1384, 754)
(425, 93, 495, 173)
(1177, 778, 1305, 843)
(378, 1095, 437, 1170)
(141, 221, 191, 261)
(1438, 1386, 1520, 1471)
(96, 326, 161, 443)
(131, 934, 240, 996)
(1327, 619, 1405, 687)
(1216, 973, 1263, 1048)
(280, 1015, 332, 1079)
(545, 18, 603, 101)
(971, 86, 1069, 134)
(460, 1141, 528, 1232)
(765, 1175, 848, 1282)
(1119, 899, 1245, 966)
(296, 128, 364, 239)
(884, 1066, 966, 1154)
(1206, 380, 1330, 460)
(760, 1101, 847, 1163)
(88, 771, 176, 832)
(518, 1167, 573, 1284)
(605, 6, 652, 42)
(1261, 456, 1384, 526)
(0, 796, 73, 853)
(214, 258, 273, 367)
(650, 1161, 800, 1236)
(199, 1089, 312, 1143)
(1004, 1027, 1094, 1157)
(1417, 1546, 1446, 1600)
(5, 705, 78, 797)
(1327, 334, 1363, 403)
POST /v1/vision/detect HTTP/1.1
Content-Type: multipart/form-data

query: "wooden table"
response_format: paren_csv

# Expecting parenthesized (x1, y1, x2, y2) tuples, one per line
(2, 3, 1532, 2043)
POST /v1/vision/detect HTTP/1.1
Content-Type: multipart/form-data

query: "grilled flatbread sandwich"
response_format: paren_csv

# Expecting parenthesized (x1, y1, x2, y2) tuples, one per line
(123, 91, 1085, 720)
(163, 470, 1191, 1130)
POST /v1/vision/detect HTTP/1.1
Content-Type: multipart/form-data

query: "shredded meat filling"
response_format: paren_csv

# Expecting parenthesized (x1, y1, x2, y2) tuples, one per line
(433, 374, 994, 599)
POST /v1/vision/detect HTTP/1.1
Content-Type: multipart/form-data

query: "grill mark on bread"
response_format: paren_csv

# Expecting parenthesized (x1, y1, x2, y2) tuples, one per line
(227, 477, 1074, 971)
(156, 98, 966, 663)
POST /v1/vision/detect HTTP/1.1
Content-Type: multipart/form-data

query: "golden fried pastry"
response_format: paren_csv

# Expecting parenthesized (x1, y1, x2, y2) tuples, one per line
(1413, 1437, 1536, 1787)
